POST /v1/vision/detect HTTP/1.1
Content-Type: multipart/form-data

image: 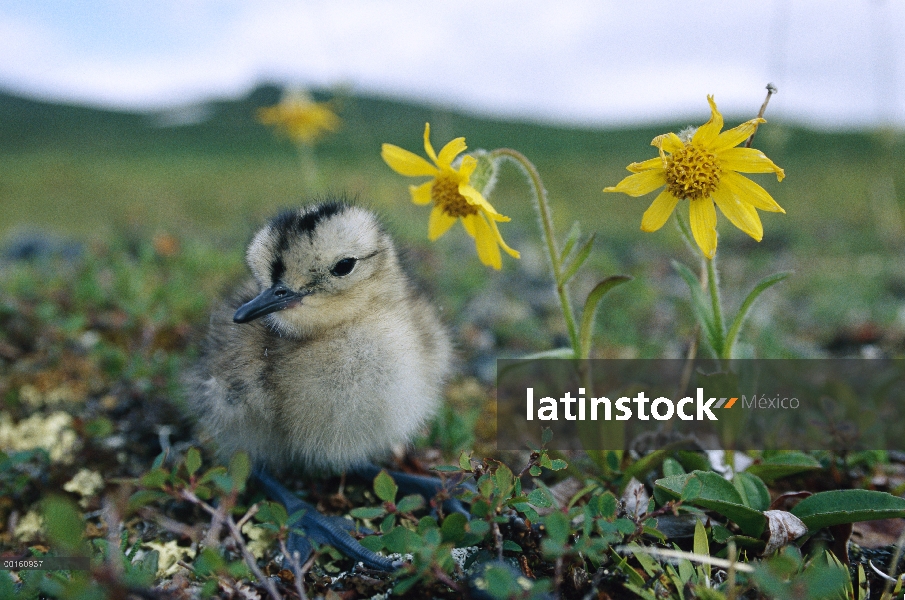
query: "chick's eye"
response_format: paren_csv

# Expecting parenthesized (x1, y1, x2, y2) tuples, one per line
(330, 257, 357, 277)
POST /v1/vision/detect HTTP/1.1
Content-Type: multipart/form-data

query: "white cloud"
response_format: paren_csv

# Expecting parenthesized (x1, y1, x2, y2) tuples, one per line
(0, 0, 902, 127)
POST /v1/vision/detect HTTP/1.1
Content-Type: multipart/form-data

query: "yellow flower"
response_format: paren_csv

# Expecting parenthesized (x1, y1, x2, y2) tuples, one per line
(382, 123, 520, 269)
(604, 96, 785, 259)
(257, 91, 340, 145)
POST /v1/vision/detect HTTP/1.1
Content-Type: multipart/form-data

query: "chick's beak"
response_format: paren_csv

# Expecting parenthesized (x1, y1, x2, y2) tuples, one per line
(233, 283, 307, 323)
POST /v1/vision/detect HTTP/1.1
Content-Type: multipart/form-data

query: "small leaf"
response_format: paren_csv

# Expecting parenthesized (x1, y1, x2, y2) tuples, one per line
(396, 494, 425, 514)
(440, 512, 467, 543)
(662, 457, 686, 477)
(528, 487, 554, 508)
(140, 468, 168, 489)
(545, 511, 570, 546)
(680, 475, 702, 502)
(724, 271, 791, 358)
(542, 428, 553, 446)
(350, 507, 386, 520)
(558, 233, 596, 286)
(468, 518, 490, 537)
(790, 489, 905, 531)
(493, 463, 515, 498)
(529, 465, 542, 477)
(550, 459, 568, 471)
(458, 451, 473, 471)
(373, 470, 398, 503)
(694, 519, 710, 580)
(578, 275, 632, 358)
(560, 221, 582, 261)
(228, 452, 251, 491)
(127, 490, 168, 512)
(502, 540, 522, 552)
(185, 448, 202, 477)
(673, 261, 720, 354)
(42, 496, 84, 554)
(597, 492, 618, 520)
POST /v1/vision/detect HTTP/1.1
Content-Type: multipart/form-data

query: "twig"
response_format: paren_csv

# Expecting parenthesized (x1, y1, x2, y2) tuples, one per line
(180, 489, 283, 600)
(617, 544, 754, 573)
(745, 83, 778, 148)
(491, 520, 504, 561)
(278, 538, 308, 600)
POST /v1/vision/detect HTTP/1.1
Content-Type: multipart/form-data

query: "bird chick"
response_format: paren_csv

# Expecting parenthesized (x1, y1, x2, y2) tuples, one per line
(188, 201, 452, 474)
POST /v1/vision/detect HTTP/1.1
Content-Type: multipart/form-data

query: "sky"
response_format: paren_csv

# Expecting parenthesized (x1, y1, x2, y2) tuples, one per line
(1, 0, 903, 128)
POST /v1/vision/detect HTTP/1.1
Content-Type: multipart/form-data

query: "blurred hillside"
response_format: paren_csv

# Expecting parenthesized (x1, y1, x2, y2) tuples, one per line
(1, 85, 903, 354)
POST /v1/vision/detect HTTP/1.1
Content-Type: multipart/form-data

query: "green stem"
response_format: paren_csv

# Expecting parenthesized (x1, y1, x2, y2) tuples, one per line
(489, 148, 579, 353)
(706, 255, 727, 360)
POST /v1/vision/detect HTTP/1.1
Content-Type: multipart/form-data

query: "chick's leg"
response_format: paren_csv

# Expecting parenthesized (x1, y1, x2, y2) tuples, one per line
(254, 468, 401, 571)
(355, 464, 472, 517)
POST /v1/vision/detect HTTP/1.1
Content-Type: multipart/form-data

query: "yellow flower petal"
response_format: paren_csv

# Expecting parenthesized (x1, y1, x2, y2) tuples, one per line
(627, 157, 667, 173)
(460, 213, 477, 238)
(428, 205, 457, 240)
(721, 171, 785, 213)
(718, 147, 785, 181)
(437, 137, 467, 168)
(709, 118, 766, 153)
(689, 198, 718, 259)
(382, 144, 439, 177)
(652, 132, 684, 154)
(487, 217, 520, 259)
(409, 180, 433, 205)
(473, 215, 503, 270)
(603, 169, 666, 197)
(459, 185, 500, 215)
(458, 155, 478, 180)
(712, 184, 763, 241)
(641, 190, 680, 232)
(422, 123, 438, 164)
(692, 95, 724, 147)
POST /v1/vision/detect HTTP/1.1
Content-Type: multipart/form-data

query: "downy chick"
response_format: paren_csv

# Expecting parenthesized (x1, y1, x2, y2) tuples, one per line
(189, 201, 452, 475)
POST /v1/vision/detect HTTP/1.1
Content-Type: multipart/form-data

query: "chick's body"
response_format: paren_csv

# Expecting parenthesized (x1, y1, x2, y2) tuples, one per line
(189, 202, 452, 473)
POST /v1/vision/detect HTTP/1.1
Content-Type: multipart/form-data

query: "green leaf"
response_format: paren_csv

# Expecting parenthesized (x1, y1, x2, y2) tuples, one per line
(228, 452, 251, 491)
(680, 476, 703, 502)
(790, 489, 905, 531)
(541, 428, 554, 446)
(550, 459, 568, 471)
(396, 494, 425, 514)
(373, 470, 398, 503)
(578, 275, 632, 358)
(468, 518, 490, 537)
(745, 452, 822, 483)
(560, 221, 582, 261)
(381, 525, 421, 554)
(732, 472, 771, 511)
(673, 261, 719, 354)
(493, 462, 515, 498)
(502, 540, 522, 552)
(558, 233, 596, 286)
(518, 348, 576, 360)
(662, 457, 685, 477)
(458, 451, 473, 471)
(655, 471, 767, 537)
(140, 468, 168, 489)
(350, 507, 386, 520)
(127, 490, 168, 512)
(692, 520, 710, 581)
(597, 492, 618, 520)
(42, 496, 84, 553)
(528, 487, 554, 508)
(724, 271, 791, 359)
(529, 465, 542, 477)
(440, 512, 467, 544)
(544, 511, 570, 546)
(185, 447, 202, 477)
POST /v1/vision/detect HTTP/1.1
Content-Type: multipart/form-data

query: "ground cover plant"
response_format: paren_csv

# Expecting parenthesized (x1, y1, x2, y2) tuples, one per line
(1, 85, 905, 598)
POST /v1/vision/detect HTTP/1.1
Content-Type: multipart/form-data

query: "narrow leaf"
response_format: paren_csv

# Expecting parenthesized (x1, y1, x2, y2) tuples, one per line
(558, 233, 596, 286)
(673, 261, 720, 354)
(185, 448, 202, 477)
(560, 221, 582, 262)
(724, 271, 791, 358)
(578, 275, 632, 358)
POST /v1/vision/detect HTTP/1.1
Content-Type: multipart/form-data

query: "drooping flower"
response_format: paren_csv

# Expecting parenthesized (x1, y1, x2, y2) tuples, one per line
(604, 96, 785, 259)
(257, 90, 340, 146)
(382, 123, 520, 269)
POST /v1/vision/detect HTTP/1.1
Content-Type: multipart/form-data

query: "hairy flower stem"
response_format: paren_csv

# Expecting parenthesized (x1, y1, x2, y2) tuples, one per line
(706, 256, 727, 360)
(489, 148, 580, 352)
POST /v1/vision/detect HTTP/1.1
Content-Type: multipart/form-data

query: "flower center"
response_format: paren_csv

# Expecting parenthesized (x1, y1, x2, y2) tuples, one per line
(665, 144, 721, 201)
(432, 176, 478, 217)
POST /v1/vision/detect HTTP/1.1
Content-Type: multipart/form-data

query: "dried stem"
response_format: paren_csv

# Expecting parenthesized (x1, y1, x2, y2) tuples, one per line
(745, 83, 778, 148)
